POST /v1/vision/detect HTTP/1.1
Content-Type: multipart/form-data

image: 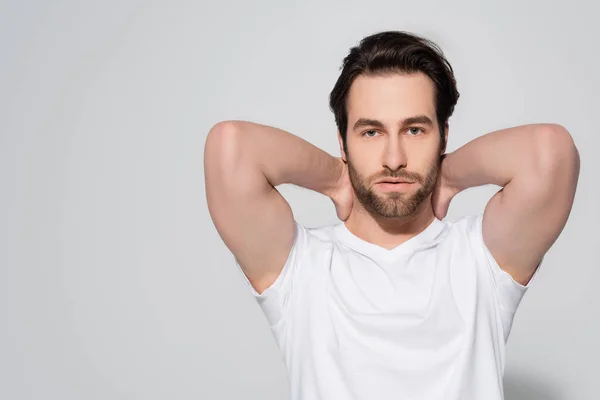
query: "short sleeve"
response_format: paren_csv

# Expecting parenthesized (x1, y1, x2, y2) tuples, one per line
(470, 214, 544, 340)
(233, 220, 310, 327)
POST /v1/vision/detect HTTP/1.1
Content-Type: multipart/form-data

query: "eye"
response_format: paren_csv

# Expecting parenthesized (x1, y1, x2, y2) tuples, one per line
(362, 130, 380, 138)
(407, 127, 423, 135)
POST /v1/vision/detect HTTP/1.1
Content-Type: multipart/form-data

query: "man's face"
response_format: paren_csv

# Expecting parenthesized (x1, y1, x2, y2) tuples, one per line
(340, 72, 445, 219)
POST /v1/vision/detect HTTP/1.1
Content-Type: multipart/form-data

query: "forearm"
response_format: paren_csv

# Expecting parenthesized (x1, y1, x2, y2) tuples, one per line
(443, 123, 573, 192)
(209, 120, 342, 196)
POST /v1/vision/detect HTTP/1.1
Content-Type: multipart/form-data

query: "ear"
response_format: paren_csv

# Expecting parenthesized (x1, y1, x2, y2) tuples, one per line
(337, 130, 348, 162)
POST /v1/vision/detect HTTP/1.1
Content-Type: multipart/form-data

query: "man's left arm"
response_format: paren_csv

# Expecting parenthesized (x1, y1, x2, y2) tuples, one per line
(438, 123, 580, 286)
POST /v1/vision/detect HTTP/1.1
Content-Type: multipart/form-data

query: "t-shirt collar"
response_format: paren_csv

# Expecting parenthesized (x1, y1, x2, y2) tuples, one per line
(333, 216, 447, 261)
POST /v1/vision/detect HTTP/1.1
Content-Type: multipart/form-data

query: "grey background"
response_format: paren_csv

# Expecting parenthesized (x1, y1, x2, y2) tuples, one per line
(1, 0, 598, 399)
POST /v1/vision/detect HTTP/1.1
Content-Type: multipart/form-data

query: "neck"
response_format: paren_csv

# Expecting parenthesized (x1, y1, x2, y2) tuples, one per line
(344, 196, 436, 250)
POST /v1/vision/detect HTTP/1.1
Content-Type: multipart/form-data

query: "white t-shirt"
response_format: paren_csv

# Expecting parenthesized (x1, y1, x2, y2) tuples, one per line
(234, 214, 542, 400)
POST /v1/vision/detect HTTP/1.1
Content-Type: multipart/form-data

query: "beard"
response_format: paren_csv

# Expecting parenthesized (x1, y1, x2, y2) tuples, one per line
(347, 155, 440, 219)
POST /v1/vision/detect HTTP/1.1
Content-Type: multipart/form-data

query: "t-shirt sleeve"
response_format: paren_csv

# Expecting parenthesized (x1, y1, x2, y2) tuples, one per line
(470, 214, 544, 341)
(233, 220, 311, 327)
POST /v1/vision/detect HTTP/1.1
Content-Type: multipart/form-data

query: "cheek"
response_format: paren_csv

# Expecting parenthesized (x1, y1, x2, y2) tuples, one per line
(348, 159, 376, 186)
(409, 144, 441, 169)
(349, 145, 383, 171)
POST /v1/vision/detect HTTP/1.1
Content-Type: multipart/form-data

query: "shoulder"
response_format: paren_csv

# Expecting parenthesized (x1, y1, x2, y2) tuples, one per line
(433, 214, 498, 267)
(445, 214, 483, 233)
(298, 220, 341, 244)
(287, 220, 339, 261)
(443, 213, 539, 292)
(434, 214, 484, 248)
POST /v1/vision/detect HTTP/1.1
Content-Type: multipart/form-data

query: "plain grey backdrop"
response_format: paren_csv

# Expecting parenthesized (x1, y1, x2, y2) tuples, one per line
(1, 0, 598, 399)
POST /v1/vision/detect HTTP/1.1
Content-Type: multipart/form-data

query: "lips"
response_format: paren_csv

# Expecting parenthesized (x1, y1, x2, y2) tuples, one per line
(377, 179, 413, 184)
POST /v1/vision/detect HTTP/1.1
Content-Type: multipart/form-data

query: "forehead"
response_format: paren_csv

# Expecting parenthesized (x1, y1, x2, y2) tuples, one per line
(346, 73, 437, 125)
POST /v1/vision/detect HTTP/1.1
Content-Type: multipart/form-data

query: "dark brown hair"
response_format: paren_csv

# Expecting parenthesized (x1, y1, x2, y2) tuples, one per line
(329, 31, 460, 152)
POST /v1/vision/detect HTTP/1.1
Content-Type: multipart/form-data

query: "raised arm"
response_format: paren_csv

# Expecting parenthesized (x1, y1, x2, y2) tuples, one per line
(204, 121, 342, 294)
(439, 123, 580, 286)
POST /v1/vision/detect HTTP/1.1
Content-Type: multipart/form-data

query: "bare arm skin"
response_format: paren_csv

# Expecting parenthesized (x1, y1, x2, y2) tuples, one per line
(441, 123, 580, 285)
(204, 121, 342, 294)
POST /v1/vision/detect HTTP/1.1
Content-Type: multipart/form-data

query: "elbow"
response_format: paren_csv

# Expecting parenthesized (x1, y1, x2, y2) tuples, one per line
(534, 124, 580, 176)
(209, 120, 245, 136)
(204, 121, 239, 179)
(204, 120, 248, 167)
(206, 120, 242, 153)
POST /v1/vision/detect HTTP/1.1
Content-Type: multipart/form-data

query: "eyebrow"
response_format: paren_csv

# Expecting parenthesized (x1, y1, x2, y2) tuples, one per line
(352, 115, 434, 131)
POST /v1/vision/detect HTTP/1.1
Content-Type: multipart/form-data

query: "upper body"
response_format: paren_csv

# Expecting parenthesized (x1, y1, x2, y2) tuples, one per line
(204, 31, 580, 400)
(234, 214, 541, 400)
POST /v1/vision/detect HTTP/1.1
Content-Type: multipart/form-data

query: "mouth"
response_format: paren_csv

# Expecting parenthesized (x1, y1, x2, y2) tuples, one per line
(377, 179, 413, 184)
(376, 181, 414, 191)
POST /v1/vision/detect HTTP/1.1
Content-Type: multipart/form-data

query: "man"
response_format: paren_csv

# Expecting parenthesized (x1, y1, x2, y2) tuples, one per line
(204, 31, 580, 400)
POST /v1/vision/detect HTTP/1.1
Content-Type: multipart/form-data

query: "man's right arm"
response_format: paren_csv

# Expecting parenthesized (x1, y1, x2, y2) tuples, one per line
(204, 121, 342, 294)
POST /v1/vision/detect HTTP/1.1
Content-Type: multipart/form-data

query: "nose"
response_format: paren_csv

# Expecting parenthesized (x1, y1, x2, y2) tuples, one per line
(382, 135, 407, 172)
